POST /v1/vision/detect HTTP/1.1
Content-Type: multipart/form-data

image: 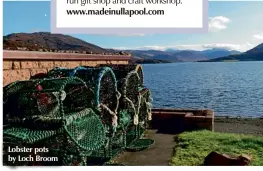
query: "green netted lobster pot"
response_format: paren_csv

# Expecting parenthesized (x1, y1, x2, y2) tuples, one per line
(98, 64, 144, 87)
(97, 64, 153, 149)
(3, 77, 106, 166)
(47, 66, 123, 160)
(48, 66, 120, 128)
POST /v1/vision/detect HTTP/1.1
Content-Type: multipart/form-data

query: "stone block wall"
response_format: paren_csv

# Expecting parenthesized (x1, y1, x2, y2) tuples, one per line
(3, 50, 131, 86)
(151, 108, 214, 133)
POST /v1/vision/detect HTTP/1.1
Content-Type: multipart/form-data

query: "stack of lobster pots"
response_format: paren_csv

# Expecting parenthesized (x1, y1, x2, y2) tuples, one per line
(3, 64, 154, 166)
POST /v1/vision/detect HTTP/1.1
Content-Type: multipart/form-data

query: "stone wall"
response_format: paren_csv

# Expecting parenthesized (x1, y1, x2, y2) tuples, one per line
(3, 50, 131, 86)
(151, 108, 214, 133)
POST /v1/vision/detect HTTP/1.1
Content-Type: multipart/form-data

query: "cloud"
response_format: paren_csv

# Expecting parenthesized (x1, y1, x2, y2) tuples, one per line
(87, 33, 145, 37)
(201, 43, 254, 51)
(29, 28, 43, 33)
(113, 43, 254, 52)
(96, 16, 231, 36)
(209, 16, 231, 32)
(253, 33, 263, 40)
(135, 46, 166, 51)
(116, 33, 145, 37)
(29, 28, 48, 33)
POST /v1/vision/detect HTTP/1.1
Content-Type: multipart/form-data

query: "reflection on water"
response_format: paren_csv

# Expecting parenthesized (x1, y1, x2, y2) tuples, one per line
(143, 62, 263, 117)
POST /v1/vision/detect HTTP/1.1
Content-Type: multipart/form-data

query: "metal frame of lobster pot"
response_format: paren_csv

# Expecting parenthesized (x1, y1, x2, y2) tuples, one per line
(3, 77, 106, 166)
(47, 66, 120, 125)
(138, 87, 153, 131)
(117, 70, 154, 151)
(96, 65, 142, 125)
(116, 70, 143, 147)
(97, 64, 149, 131)
(97, 64, 144, 88)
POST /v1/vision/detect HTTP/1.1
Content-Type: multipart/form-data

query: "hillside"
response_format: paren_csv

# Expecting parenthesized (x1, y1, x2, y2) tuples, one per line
(201, 43, 263, 62)
(3, 32, 112, 54)
(247, 43, 263, 53)
(130, 57, 171, 64)
(200, 49, 241, 59)
(124, 48, 241, 62)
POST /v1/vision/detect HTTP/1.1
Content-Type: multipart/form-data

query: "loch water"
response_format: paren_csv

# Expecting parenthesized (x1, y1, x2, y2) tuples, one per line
(143, 62, 263, 118)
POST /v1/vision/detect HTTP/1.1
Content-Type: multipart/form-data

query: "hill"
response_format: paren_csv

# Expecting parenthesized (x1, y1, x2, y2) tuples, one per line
(3, 32, 112, 54)
(124, 48, 241, 62)
(201, 43, 263, 62)
(130, 57, 171, 64)
(199, 48, 241, 59)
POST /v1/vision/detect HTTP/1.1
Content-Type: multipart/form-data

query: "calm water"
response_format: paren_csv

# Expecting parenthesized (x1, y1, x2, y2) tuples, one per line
(143, 62, 263, 118)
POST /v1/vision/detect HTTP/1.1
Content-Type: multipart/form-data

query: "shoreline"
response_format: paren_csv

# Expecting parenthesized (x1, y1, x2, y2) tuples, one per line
(215, 115, 263, 119)
(215, 115, 263, 121)
(214, 116, 263, 136)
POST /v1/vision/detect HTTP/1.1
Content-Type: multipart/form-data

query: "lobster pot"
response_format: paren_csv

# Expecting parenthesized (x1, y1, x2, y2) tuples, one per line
(49, 67, 126, 161)
(3, 77, 107, 165)
(3, 77, 95, 127)
(123, 88, 152, 147)
(138, 88, 152, 133)
(110, 109, 132, 150)
(48, 67, 119, 126)
(125, 89, 155, 152)
(118, 71, 140, 122)
(3, 108, 106, 166)
(98, 64, 144, 87)
(114, 71, 140, 147)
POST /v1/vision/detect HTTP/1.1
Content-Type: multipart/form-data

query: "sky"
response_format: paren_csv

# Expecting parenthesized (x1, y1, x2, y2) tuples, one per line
(3, 1, 263, 52)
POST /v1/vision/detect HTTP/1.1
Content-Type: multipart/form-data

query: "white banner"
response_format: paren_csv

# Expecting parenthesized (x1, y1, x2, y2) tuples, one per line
(56, 0, 204, 28)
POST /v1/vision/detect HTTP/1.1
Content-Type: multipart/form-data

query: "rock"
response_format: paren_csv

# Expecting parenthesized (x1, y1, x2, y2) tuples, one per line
(204, 151, 252, 166)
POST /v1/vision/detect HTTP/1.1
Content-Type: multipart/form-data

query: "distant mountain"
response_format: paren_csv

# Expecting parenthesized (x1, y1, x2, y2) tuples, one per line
(165, 48, 179, 52)
(124, 50, 181, 62)
(198, 48, 241, 59)
(130, 57, 171, 64)
(123, 48, 241, 62)
(165, 50, 208, 62)
(201, 43, 263, 62)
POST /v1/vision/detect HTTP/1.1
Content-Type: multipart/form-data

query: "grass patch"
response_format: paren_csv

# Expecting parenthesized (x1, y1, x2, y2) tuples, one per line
(171, 130, 263, 166)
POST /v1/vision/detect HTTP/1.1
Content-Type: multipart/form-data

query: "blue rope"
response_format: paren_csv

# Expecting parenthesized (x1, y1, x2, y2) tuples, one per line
(67, 66, 118, 107)
(69, 66, 89, 77)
